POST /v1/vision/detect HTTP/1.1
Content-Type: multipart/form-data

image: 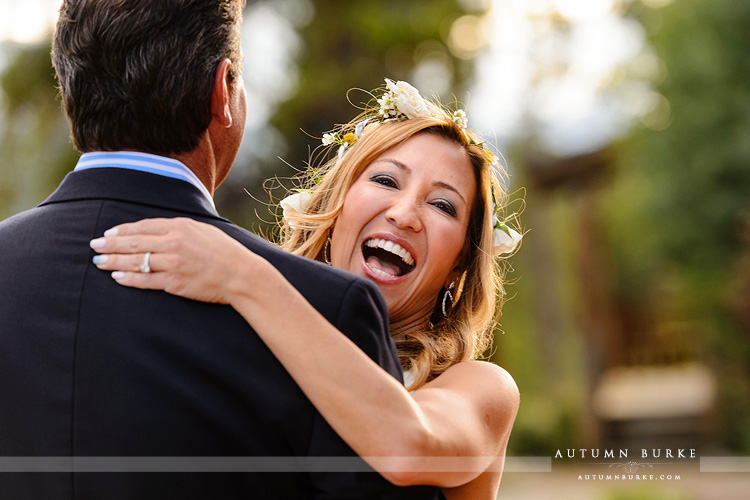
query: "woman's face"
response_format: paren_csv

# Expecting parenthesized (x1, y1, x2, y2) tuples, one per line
(330, 131, 476, 334)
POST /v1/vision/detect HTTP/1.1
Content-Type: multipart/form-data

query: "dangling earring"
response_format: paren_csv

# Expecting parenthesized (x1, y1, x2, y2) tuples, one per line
(441, 281, 456, 317)
(323, 236, 332, 265)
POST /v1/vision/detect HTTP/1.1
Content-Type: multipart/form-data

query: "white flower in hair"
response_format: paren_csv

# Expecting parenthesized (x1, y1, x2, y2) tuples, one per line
(322, 133, 337, 146)
(280, 190, 312, 229)
(378, 92, 397, 118)
(385, 79, 432, 119)
(452, 109, 468, 129)
(322, 119, 372, 162)
(355, 118, 370, 136)
(493, 223, 523, 255)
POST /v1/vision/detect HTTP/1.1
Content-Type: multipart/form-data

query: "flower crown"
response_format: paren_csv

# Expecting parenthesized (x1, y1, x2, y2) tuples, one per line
(282, 78, 522, 256)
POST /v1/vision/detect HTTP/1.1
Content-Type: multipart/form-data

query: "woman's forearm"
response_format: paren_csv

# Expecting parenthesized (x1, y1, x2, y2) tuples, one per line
(225, 253, 486, 486)
(226, 254, 429, 450)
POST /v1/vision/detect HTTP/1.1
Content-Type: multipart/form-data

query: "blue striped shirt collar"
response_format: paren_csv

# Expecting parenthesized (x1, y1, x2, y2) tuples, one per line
(74, 151, 215, 208)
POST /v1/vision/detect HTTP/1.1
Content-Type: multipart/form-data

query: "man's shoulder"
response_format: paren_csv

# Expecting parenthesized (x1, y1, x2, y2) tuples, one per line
(0, 203, 56, 238)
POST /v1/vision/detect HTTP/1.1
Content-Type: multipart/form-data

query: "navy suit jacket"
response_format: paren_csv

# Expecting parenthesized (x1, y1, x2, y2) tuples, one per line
(0, 167, 444, 500)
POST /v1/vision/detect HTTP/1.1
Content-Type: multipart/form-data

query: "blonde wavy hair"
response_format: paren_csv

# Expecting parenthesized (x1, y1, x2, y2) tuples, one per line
(279, 91, 510, 390)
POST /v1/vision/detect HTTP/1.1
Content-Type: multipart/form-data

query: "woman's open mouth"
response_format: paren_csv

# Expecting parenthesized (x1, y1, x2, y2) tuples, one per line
(362, 238, 416, 279)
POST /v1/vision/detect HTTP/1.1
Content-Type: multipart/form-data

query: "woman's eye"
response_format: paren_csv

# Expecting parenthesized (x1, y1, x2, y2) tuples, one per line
(432, 200, 457, 217)
(370, 174, 398, 188)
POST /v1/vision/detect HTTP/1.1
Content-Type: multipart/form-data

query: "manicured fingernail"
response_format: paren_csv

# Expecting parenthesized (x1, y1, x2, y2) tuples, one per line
(90, 238, 106, 249)
(92, 255, 108, 265)
(111, 271, 125, 280)
(104, 228, 119, 237)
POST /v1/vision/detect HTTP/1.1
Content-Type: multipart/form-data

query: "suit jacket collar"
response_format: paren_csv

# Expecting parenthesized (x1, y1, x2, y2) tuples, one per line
(40, 167, 223, 220)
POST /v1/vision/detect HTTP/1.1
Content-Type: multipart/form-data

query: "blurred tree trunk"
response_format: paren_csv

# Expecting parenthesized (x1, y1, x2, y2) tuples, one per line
(525, 148, 619, 448)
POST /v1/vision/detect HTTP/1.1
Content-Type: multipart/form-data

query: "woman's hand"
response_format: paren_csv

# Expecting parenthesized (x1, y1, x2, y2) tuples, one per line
(90, 218, 256, 304)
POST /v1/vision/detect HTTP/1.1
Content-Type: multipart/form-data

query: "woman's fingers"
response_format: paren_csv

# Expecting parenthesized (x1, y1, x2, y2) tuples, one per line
(91, 218, 210, 255)
(93, 253, 176, 293)
(89, 234, 166, 255)
(88, 217, 237, 304)
(92, 252, 154, 273)
(110, 271, 169, 291)
(90, 217, 194, 253)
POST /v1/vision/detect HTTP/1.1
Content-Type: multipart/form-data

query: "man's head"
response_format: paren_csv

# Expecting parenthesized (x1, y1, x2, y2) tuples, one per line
(52, 0, 246, 156)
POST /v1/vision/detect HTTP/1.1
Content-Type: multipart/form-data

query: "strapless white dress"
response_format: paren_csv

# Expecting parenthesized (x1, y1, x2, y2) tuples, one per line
(403, 369, 416, 388)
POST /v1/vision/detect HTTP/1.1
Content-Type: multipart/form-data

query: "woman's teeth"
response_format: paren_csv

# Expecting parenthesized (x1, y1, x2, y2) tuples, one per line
(364, 238, 415, 266)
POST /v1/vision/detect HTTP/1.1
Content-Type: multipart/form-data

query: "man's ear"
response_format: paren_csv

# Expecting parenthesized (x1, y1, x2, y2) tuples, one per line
(211, 59, 233, 128)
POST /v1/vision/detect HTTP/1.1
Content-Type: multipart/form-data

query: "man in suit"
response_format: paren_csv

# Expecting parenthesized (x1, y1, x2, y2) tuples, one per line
(0, 1, 444, 499)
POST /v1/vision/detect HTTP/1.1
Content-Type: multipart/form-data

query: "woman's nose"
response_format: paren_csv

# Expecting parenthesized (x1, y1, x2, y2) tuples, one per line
(385, 195, 422, 232)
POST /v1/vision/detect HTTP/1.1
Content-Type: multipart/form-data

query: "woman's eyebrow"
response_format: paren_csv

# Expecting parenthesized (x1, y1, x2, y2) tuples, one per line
(433, 180, 466, 204)
(375, 158, 466, 204)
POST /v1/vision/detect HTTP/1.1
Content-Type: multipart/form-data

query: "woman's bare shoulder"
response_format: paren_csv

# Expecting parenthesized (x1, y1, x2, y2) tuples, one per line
(436, 360, 517, 390)
(426, 360, 520, 413)
(415, 360, 519, 467)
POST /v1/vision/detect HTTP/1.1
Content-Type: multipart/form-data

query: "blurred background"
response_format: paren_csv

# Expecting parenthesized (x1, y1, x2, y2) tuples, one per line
(1, 0, 749, 498)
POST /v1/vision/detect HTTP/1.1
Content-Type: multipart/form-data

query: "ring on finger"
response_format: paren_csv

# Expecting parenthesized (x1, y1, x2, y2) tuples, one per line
(139, 252, 152, 273)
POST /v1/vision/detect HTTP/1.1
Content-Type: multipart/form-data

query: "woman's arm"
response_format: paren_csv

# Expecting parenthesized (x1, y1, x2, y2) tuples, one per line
(90, 217, 520, 487)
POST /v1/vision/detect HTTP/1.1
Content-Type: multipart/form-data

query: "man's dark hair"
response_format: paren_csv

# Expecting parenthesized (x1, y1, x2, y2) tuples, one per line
(52, 0, 245, 155)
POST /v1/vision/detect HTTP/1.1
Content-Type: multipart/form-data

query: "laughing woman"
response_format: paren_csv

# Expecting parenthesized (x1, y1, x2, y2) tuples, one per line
(91, 79, 522, 500)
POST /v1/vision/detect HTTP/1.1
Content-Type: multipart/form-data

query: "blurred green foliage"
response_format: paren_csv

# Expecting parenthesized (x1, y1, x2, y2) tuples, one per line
(272, 0, 472, 147)
(611, 0, 750, 299)
(0, 41, 78, 219)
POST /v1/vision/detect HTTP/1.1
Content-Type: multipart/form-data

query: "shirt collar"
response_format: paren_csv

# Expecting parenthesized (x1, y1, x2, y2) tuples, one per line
(74, 151, 215, 209)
